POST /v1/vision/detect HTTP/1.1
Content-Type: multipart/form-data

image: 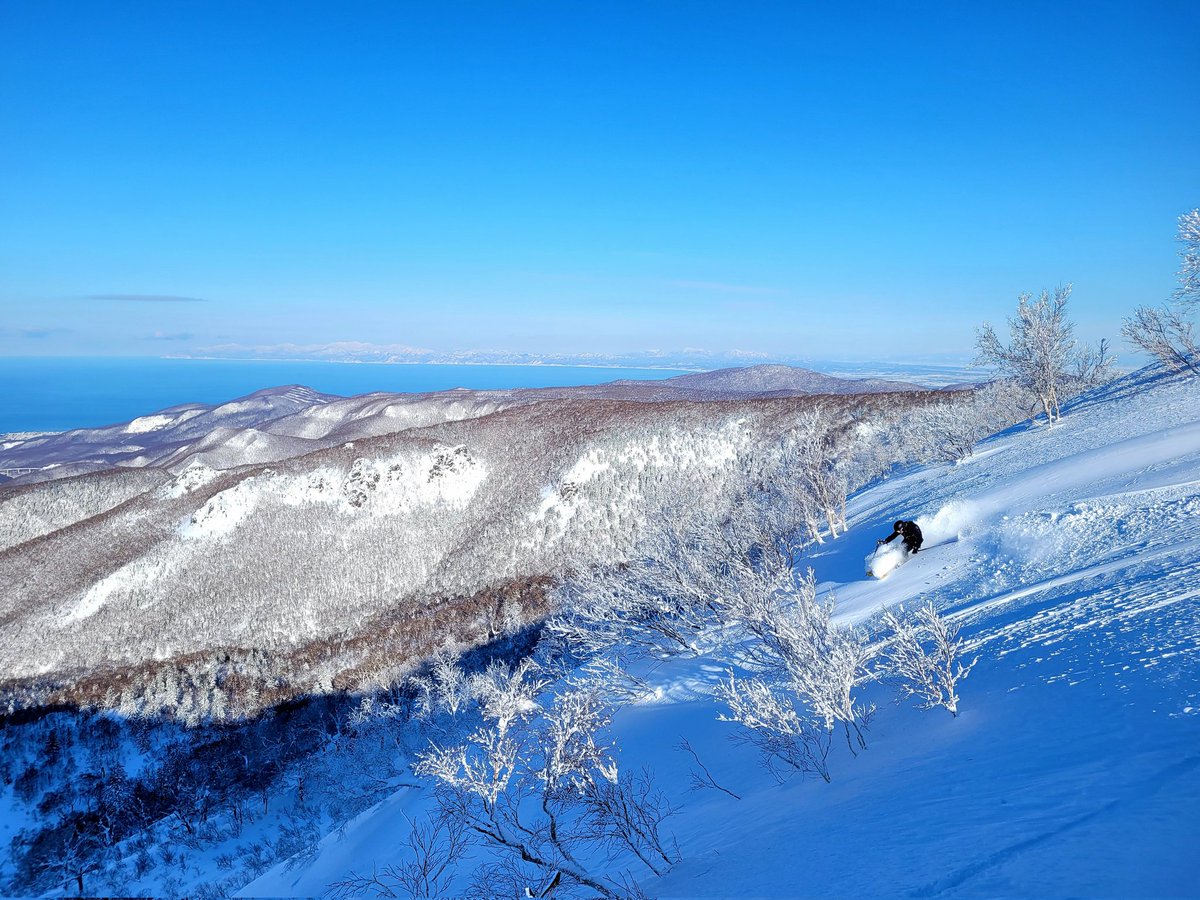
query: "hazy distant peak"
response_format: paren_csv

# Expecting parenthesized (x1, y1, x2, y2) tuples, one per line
(659, 364, 923, 394)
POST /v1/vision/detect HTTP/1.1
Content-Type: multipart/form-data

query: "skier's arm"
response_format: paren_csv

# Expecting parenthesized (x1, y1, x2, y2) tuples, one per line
(880, 530, 898, 545)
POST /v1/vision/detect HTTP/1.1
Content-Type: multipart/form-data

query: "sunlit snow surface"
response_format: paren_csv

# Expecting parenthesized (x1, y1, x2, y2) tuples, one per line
(245, 367, 1200, 899)
(865, 542, 910, 578)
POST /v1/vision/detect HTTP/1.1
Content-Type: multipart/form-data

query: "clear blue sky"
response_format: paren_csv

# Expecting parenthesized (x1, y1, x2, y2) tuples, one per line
(1, 1, 1197, 361)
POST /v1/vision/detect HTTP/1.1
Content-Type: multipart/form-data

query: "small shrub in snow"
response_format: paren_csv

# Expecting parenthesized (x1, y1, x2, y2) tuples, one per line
(677, 737, 742, 800)
(327, 814, 471, 899)
(878, 602, 977, 717)
(585, 768, 680, 877)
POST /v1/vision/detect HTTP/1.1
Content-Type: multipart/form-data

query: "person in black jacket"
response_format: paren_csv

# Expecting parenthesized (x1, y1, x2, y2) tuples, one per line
(880, 519, 923, 553)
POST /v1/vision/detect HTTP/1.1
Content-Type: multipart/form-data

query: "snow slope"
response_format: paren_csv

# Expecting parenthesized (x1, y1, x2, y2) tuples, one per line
(247, 366, 1200, 898)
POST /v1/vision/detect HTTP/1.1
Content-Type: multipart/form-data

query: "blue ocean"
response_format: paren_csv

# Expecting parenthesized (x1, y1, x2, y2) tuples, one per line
(0, 357, 690, 435)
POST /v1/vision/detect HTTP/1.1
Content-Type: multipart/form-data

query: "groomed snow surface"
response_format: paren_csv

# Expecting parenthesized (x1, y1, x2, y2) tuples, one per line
(250, 368, 1200, 896)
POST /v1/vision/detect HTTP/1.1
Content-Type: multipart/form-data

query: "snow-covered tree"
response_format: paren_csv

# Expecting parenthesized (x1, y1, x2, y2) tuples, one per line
(413, 661, 676, 898)
(909, 399, 995, 463)
(715, 568, 875, 782)
(878, 602, 976, 717)
(905, 380, 1039, 463)
(777, 407, 850, 541)
(1071, 337, 1116, 389)
(1122, 305, 1197, 374)
(1174, 208, 1200, 309)
(976, 286, 1081, 423)
(550, 511, 731, 662)
(726, 571, 874, 746)
(410, 647, 475, 722)
(1122, 209, 1200, 374)
(715, 671, 835, 783)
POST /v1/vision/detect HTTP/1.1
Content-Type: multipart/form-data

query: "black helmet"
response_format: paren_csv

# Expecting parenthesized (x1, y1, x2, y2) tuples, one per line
(894, 520, 905, 530)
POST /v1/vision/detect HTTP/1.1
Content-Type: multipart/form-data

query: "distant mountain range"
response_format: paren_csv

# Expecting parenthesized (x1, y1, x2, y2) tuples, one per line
(652, 365, 921, 394)
(173, 342, 775, 370)
(0, 366, 930, 481)
(173, 344, 979, 385)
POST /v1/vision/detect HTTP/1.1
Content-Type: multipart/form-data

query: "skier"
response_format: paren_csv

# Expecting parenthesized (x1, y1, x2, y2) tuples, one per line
(879, 519, 923, 554)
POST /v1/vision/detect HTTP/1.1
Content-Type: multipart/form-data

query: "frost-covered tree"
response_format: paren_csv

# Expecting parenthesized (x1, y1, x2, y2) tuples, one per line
(1121, 305, 1197, 374)
(1122, 210, 1200, 374)
(878, 602, 976, 717)
(550, 477, 816, 666)
(776, 407, 850, 541)
(906, 380, 1038, 463)
(1177, 208, 1200, 308)
(413, 661, 676, 898)
(715, 569, 875, 782)
(410, 646, 475, 722)
(727, 571, 874, 745)
(976, 286, 1082, 423)
(1070, 337, 1116, 389)
(716, 671, 835, 783)
(550, 507, 735, 662)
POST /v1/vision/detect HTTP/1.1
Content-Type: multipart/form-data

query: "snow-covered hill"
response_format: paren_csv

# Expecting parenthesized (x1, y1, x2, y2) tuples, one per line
(0, 366, 934, 485)
(654, 363, 921, 394)
(244, 366, 1200, 898)
(0, 385, 510, 482)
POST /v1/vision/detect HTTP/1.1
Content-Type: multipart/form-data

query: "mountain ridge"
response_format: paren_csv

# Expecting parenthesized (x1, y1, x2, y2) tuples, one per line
(0, 365, 936, 484)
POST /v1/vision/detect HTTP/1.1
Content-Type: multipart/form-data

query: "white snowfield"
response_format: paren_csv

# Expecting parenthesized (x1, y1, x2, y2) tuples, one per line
(0, 385, 510, 482)
(247, 366, 1200, 898)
